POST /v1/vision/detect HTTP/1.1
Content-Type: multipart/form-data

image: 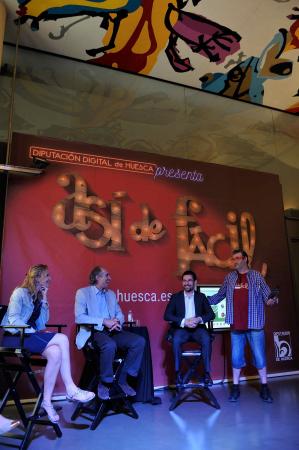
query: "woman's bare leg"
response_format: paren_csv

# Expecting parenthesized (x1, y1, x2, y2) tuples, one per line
(44, 334, 77, 395)
(42, 344, 62, 404)
(43, 333, 95, 406)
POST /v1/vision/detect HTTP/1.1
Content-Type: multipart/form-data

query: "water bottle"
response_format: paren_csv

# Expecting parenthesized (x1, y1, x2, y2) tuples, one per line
(128, 310, 133, 322)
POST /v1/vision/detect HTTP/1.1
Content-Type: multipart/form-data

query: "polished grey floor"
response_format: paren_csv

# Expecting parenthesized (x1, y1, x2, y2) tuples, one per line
(1, 375, 299, 450)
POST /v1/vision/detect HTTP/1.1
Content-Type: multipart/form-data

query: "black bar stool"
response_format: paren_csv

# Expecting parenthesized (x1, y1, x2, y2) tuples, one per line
(166, 321, 220, 411)
(0, 306, 64, 449)
(169, 347, 220, 411)
(71, 324, 138, 430)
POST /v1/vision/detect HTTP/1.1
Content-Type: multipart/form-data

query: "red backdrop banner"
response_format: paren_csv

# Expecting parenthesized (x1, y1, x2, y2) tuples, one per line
(1, 133, 298, 391)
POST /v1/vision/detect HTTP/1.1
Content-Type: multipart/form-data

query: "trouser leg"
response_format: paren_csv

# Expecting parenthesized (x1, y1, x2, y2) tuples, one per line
(111, 331, 145, 383)
(192, 327, 212, 373)
(172, 329, 190, 372)
(93, 331, 117, 383)
(231, 331, 246, 369)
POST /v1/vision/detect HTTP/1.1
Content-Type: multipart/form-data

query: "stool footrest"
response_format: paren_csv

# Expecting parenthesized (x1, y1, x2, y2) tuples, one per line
(169, 385, 220, 411)
(182, 350, 202, 356)
(71, 356, 139, 430)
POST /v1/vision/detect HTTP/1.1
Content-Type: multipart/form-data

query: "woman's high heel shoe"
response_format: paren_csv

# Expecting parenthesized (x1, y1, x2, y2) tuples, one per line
(41, 401, 60, 423)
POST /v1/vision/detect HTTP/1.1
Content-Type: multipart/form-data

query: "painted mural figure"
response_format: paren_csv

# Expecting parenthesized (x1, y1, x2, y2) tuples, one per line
(16, 0, 144, 55)
(164, 270, 215, 386)
(5, 1, 299, 112)
(75, 266, 145, 400)
(1, 264, 95, 423)
(200, 9, 299, 113)
(165, 3, 241, 72)
(208, 249, 279, 403)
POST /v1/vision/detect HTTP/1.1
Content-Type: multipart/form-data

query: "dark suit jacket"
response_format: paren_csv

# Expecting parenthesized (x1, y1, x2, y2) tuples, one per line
(164, 290, 215, 330)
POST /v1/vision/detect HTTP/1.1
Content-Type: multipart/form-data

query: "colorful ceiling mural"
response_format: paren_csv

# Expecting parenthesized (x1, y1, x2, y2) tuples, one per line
(3, 0, 299, 114)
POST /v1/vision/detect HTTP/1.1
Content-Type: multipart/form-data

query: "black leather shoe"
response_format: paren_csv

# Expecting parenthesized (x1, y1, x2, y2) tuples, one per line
(97, 382, 110, 400)
(260, 385, 273, 403)
(204, 372, 213, 387)
(119, 382, 136, 396)
(228, 385, 240, 402)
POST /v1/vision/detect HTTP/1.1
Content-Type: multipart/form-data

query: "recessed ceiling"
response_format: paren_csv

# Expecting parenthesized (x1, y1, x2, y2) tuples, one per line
(3, 0, 299, 115)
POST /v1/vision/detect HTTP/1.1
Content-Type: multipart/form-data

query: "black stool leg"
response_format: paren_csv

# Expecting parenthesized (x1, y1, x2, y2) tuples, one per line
(71, 402, 83, 421)
(112, 382, 139, 420)
(169, 386, 220, 411)
(89, 384, 139, 430)
(71, 350, 139, 430)
(122, 397, 139, 419)
(169, 389, 186, 411)
(169, 352, 221, 411)
(0, 370, 28, 426)
(20, 421, 35, 450)
(90, 401, 108, 430)
(71, 372, 97, 422)
(182, 356, 202, 384)
(202, 387, 220, 410)
(20, 391, 62, 450)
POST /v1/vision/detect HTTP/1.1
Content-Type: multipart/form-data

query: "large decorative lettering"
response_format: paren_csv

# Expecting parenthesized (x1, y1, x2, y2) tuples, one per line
(175, 197, 267, 276)
(130, 204, 166, 242)
(52, 173, 126, 250)
(52, 175, 266, 275)
(53, 173, 166, 249)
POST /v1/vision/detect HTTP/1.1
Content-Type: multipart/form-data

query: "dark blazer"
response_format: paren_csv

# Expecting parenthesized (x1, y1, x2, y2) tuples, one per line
(164, 290, 215, 328)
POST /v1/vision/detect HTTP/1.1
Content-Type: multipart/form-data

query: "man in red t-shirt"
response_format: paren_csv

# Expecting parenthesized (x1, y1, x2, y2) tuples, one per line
(209, 249, 278, 403)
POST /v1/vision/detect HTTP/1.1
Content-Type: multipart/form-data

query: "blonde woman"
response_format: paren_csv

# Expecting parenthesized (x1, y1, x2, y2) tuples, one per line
(1, 264, 95, 423)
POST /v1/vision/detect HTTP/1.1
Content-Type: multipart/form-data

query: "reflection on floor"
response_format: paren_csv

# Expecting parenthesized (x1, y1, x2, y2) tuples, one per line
(1, 375, 299, 450)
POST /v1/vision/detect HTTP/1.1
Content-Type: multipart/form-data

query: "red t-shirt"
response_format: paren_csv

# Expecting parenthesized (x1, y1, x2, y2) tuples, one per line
(232, 272, 249, 330)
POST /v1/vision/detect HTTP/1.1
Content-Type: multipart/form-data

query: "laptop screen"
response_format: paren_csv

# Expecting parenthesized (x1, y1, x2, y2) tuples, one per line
(198, 285, 230, 330)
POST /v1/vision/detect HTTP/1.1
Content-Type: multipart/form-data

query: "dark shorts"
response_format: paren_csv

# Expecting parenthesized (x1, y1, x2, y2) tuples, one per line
(2, 331, 56, 354)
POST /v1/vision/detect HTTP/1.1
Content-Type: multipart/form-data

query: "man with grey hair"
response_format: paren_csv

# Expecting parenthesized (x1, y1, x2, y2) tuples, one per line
(75, 266, 145, 400)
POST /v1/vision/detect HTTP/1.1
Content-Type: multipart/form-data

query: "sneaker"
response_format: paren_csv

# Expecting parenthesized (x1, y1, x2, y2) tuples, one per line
(119, 382, 136, 396)
(260, 385, 273, 403)
(97, 382, 110, 400)
(66, 388, 95, 403)
(204, 372, 213, 387)
(228, 384, 240, 402)
(0, 417, 20, 434)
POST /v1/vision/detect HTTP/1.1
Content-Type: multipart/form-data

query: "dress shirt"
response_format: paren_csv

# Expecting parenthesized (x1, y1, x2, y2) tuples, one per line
(180, 291, 195, 327)
(75, 285, 124, 349)
(96, 288, 111, 320)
